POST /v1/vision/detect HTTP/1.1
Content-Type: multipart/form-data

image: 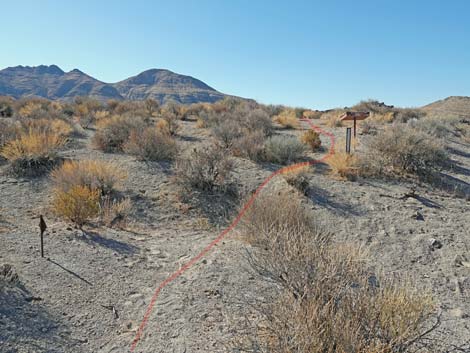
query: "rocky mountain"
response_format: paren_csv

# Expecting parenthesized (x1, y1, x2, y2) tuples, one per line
(0, 65, 228, 104)
(422, 96, 470, 118)
(114, 69, 226, 104)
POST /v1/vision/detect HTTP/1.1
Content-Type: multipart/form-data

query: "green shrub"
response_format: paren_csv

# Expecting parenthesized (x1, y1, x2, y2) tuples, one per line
(124, 127, 177, 161)
(264, 135, 307, 165)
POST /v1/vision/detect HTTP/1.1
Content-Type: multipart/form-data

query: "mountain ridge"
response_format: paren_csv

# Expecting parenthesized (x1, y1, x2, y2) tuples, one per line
(0, 65, 228, 104)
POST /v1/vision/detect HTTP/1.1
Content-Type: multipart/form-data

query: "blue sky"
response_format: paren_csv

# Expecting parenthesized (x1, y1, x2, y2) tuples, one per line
(2, 0, 469, 109)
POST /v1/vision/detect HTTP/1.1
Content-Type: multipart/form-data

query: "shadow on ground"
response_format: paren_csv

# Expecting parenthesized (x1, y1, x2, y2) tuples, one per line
(306, 184, 365, 217)
(81, 230, 139, 256)
(0, 283, 78, 353)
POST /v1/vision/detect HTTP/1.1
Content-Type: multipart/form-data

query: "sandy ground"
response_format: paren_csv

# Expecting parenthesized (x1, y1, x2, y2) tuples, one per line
(1, 119, 469, 352)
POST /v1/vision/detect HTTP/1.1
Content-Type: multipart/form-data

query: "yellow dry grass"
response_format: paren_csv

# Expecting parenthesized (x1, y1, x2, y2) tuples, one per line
(51, 159, 127, 195)
(52, 185, 100, 228)
(0, 129, 65, 161)
(326, 150, 358, 180)
(274, 109, 299, 129)
(300, 129, 322, 150)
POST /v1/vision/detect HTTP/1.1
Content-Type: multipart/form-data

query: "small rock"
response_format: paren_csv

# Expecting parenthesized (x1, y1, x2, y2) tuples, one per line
(414, 211, 424, 221)
(429, 238, 443, 250)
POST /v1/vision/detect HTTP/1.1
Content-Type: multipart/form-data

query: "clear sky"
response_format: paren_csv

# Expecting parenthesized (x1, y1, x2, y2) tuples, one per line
(2, 0, 469, 109)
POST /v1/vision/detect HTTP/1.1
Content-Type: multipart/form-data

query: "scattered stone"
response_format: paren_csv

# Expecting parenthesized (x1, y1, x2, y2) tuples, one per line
(414, 211, 424, 221)
(429, 238, 443, 250)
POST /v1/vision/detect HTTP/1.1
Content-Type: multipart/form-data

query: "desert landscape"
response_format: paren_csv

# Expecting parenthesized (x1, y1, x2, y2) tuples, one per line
(0, 71, 469, 352)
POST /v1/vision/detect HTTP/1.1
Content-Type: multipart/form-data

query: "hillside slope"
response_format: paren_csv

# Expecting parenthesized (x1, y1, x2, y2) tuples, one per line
(422, 96, 470, 118)
(0, 65, 228, 104)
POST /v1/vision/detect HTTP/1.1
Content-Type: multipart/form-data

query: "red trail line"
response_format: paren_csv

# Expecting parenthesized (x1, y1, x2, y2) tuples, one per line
(130, 119, 335, 351)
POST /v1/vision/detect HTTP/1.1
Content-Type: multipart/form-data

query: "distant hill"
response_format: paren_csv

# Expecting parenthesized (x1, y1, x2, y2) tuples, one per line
(114, 69, 226, 104)
(0, 65, 229, 104)
(422, 96, 470, 118)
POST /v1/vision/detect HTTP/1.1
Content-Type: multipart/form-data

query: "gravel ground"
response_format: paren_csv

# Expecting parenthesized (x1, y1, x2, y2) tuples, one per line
(1, 120, 469, 352)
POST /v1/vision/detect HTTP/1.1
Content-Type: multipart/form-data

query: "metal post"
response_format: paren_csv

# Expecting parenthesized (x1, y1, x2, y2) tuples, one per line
(40, 232, 44, 258)
(353, 117, 357, 138)
(346, 128, 351, 154)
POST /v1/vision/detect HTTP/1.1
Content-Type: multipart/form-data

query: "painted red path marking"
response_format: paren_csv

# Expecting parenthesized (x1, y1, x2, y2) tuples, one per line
(130, 119, 335, 351)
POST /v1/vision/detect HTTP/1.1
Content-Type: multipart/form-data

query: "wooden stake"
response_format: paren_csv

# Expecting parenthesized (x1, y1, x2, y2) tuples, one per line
(39, 215, 47, 258)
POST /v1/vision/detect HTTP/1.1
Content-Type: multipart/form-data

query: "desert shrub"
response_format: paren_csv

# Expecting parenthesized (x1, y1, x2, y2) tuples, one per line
(231, 130, 265, 161)
(360, 124, 449, 179)
(326, 150, 359, 180)
(212, 120, 243, 148)
(263, 135, 307, 165)
(93, 115, 146, 152)
(0, 120, 20, 148)
(174, 143, 234, 191)
(274, 109, 299, 129)
(394, 108, 426, 123)
(282, 166, 311, 194)
(302, 109, 322, 119)
(300, 129, 321, 150)
(234, 191, 436, 353)
(22, 118, 73, 137)
(0, 129, 65, 176)
(243, 108, 274, 136)
(52, 185, 100, 228)
(51, 160, 126, 195)
(124, 127, 177, 161)
(410, 116, 462, 138)
(144, 98, 159, 117)
(156, 116, 179, 136)
(99, 196, 132, 228)
(0, 97, 13, 117)
(352, 99, 395, 115)
(322, 109, 345, 127)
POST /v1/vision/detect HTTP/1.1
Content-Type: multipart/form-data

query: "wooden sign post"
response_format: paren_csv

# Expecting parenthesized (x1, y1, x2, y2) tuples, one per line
(39, 215, 47, 258)
(340, 111, 370, 138)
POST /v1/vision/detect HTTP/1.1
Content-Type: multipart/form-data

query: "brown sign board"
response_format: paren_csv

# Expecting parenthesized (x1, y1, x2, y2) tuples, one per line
(340, 111, 370, 121)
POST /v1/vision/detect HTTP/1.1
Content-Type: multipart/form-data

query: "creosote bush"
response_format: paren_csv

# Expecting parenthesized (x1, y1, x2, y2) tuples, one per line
(360, 124, 450, 179)
(263, 135, 307, 165)
(234, 191, 436, 353)
(300, 129, 321, 150)
(52, 185, 100, 228)
(174, 143, 234, 191)
(124, 127, 177, 161)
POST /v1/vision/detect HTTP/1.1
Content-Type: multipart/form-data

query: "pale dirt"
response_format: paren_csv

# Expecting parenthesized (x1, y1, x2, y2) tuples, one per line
(1, 120, 469, 352)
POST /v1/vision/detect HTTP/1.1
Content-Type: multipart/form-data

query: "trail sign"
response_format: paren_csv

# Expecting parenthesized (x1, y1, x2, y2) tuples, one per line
(340, 111, 370, 137)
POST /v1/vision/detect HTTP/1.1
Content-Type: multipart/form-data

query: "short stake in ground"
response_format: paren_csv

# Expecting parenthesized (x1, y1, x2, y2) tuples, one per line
(39, 215, 47, 258)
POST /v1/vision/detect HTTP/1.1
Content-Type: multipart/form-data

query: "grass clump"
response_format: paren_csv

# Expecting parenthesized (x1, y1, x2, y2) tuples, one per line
(0, 129, 65, 176)
(326, 150, 359, 180)
(264, 135, 307, 165)
(274, 109, 299, 129)
(124, 127, 177, 161)
(300, 129, 321, 150)
(51, 160, 127, 227)
(52, 185, 100, 228)
(51, 160, 126, 195)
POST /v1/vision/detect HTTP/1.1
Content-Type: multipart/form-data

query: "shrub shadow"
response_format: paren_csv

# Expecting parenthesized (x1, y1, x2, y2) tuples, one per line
(81, 230, 138, 256)
(0, 284, 77, 352)
(306, 185, 365, 217)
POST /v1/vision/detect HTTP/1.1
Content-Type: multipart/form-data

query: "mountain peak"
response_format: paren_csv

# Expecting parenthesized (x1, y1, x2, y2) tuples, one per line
(0, 65, 228, 104)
